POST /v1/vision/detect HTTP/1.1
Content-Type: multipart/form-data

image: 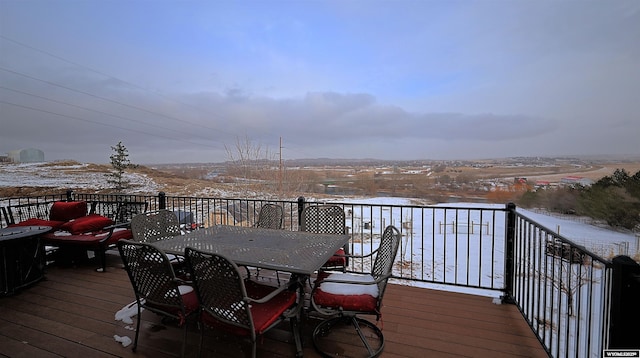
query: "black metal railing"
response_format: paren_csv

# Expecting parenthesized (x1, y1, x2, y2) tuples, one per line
(2, 191, 638, 357)
(508, 203, 614, 358)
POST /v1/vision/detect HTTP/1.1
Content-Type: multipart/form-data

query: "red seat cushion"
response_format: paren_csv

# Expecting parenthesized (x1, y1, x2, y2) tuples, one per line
(59, 214, 114, 234)
(313, 272, 379, 312)
(9, 218, 65, 230)
(323, 248, 347, 267)
(49, 201, 87, 221)
(145, 285, 199, 325)
(201, 281, 297, 336)
(42, 228, 132, 246)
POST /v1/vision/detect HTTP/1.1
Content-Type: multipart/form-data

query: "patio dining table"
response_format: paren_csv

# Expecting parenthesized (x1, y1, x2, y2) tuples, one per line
(151, 224, 350, 276)
(151, 224, 350, 357)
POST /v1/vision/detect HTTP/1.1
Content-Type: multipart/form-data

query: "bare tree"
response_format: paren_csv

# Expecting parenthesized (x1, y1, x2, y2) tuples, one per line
(224, 135, 277, 195)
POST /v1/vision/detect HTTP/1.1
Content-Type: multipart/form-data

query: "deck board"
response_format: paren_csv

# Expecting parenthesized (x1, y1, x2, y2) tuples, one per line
(0, 252, 547, 357)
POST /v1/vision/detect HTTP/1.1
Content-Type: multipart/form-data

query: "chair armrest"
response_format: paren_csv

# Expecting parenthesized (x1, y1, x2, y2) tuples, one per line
(103, 221, 131, 230)
(247, 281, 298, 303)
(93, 221, 131, 244)
(173, 277, 192, 286)
(332, 247, 379, 260)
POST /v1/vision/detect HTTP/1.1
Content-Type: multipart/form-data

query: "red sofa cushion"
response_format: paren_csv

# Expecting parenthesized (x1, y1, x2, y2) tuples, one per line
(49, 201, 87, 222)
(42, 228, 132, 246)
(9, 218, 65, 230)
(60, 214, 114, 234)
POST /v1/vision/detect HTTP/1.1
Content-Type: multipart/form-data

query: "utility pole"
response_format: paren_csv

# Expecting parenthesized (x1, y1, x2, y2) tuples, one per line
(279, 137, 283, 194)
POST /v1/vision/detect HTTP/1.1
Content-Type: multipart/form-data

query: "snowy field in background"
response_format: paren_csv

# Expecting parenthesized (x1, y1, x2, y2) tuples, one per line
(0, 162, 159, 193)
(2, 162, 637, 258)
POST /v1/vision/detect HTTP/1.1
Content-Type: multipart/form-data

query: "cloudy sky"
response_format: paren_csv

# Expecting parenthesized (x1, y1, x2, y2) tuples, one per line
(1, 0, 639, 164)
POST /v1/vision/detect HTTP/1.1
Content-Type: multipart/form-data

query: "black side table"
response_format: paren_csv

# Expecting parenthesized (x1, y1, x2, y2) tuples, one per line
(0, 226, 52, 296)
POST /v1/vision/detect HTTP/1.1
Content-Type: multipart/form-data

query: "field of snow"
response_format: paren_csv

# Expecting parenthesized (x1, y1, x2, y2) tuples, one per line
(0, 162, 160, 193)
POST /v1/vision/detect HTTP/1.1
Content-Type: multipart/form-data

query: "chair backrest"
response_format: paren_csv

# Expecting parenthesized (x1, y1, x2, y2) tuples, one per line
(255, 204, 284, 229)
(117, 240, 183, 308)
(185, 248, 254, 332)
(300, 205, 345, 234)
(130, 210, 181, 243)
(371, 225, 401, 301)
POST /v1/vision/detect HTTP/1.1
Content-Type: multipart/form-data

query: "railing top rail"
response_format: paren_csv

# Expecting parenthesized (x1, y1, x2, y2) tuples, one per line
(513, 210, 613, 266)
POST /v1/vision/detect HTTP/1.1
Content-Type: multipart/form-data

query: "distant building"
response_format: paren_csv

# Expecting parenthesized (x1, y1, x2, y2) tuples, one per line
(7, 148, 45, 163)
(535, 180, 551, 187)
(560, 176, 593, 186)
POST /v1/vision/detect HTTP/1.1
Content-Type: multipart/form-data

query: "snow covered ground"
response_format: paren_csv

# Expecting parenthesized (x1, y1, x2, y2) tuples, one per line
(0, 162, 159, 193)
(2, 162, 637, 259)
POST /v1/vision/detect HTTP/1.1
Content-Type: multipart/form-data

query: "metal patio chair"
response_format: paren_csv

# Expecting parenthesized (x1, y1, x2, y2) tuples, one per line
(255, 203, 284, 229)
(185, 247, 302, 358)
(310, 225, 401, 358)
(117, 240, 199, 357)
(130, 210, 185, 267)
(300, 204, 349, 271)
(251, 203, 285, 282)
(130, 209, 181, 243)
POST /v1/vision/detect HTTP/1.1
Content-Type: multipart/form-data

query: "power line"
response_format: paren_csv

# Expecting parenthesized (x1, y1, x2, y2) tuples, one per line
(0, 100, 221, 149)
(0, 35, 229, 134)
(0, 66, 222, 134)
(0, 35, 343, 160)
(0, 85, 223, 146)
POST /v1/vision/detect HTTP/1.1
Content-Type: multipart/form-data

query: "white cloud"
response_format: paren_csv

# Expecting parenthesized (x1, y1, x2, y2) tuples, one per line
(1, 0, 639, 163)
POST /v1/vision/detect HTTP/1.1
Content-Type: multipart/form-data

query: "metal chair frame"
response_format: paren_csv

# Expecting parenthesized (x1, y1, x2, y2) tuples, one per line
(251, 204, 285, 282)
(130, 210, 185, 267)
(185, 247, 303, 358)
(310, 225, 401, 358)
(300, 204, 349, 271)
(117, 240, 197, 357)
(130, 209, 181, 243)
(255, 203, 284, 229)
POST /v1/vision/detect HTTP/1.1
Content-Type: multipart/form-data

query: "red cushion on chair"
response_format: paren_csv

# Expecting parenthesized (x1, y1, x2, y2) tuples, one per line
(323, 248, 347, 267)
(246, 282, 297, 334)
(146, 285, 199, 325)
(60, 214, 114, 234)
(9, 218, 65, 230)
(313, 273, 379, 312)
(49, 201, 87, 221)
(201, 281, 297, 336)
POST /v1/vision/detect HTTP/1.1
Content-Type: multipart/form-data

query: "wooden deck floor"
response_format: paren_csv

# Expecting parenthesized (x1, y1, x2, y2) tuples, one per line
(0, 252, 547, 358)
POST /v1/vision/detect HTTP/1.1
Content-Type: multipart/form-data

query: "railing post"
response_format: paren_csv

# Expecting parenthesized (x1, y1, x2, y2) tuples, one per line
(502, 202, 517, 303)
(297, 196, 305, 227)
(158, 192, 166, 210)
(608, 255, 640, 349)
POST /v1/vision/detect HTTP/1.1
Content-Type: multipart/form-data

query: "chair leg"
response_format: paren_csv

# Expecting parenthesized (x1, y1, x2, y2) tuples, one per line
(133, 303, 141, 352)
(181, 323, 188, 357)
(198, 322, 204, 358)
(351, 317, 384, 357)
(95, 247, 106, 272)
(290, 316, 304, 357)
(312, 316, 385, 358)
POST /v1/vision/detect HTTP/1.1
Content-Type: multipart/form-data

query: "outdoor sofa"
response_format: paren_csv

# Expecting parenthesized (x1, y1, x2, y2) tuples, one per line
(2, 199, 147, 271)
